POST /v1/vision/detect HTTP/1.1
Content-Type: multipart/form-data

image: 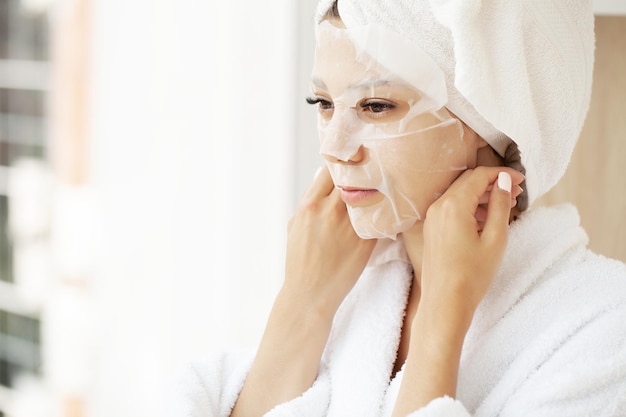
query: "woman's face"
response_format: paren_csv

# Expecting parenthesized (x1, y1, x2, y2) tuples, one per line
(310, 22, 479, 239)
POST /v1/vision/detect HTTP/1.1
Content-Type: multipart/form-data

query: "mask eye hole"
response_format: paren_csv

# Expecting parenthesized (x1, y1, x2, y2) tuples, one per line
(359, 100, 395, 117)
(356, 99, 409, 122)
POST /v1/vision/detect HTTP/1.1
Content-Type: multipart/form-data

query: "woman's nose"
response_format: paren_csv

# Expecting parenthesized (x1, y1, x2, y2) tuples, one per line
(319, 122, 366, 163)
(321, 142, 366, 164)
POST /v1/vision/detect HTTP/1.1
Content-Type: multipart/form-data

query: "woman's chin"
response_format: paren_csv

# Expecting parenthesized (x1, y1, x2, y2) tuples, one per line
(347, 203, 420, 240)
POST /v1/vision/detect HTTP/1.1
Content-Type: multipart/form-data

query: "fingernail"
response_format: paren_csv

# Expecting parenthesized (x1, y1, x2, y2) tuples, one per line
(498, 171, 512, 192)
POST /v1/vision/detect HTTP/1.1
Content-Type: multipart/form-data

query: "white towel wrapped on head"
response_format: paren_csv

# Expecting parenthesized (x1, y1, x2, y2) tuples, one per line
(315, 0, 595, 207)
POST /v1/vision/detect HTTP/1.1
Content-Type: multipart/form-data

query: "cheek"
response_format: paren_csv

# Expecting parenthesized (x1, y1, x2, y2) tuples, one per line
(386, 165, 460, 211)
(373, 127, 466, 205)
(372, 110, 444, 139)
(375, 122, 467, 174)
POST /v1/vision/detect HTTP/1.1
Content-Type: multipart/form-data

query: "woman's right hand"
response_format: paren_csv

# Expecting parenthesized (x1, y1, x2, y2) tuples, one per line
(282, 165, 377, 318)
(231, 166, 376, 417)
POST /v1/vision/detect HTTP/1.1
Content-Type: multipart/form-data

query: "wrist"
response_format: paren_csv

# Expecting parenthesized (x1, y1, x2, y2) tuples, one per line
(255, 288, 335, 373)
(411, 298, 474, 348)
(277, 284, 342, 324)
(394, 297, 469, 416)
(235, 287, 336, 417)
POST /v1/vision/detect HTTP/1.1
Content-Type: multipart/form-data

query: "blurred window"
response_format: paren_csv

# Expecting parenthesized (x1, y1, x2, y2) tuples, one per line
(0, 0, 48, 411)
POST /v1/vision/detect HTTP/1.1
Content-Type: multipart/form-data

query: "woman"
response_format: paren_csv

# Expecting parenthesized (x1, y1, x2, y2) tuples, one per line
(169, 1, 626, 416)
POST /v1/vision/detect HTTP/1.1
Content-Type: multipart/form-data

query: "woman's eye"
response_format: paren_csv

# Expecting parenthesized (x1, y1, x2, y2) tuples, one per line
(359, 100, 396, 115)
(306, 96, 334, 111)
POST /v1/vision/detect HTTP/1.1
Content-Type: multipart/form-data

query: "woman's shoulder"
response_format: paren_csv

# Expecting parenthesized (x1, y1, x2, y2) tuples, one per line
(514, 243, 626, 352)
(558, 243, 626, 303)
(536, 243, 626, 315)
(460, 240, 626, 412)
(514, 202, 626, 294)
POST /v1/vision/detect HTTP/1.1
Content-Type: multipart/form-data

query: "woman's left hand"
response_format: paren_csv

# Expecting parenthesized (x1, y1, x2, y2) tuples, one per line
(420, 166, 525, 316)
(391, 166, 524, 417)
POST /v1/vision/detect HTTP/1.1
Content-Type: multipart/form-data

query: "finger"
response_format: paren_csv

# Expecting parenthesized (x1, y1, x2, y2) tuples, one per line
(303, 165, 336, 200)
(446, 167, 523, 209)
(479, 191, 490, 205)
(481, 171, 513, 247)
(479, 190, 520, 208)
(475, 205, 488, 223)
(328, 184, 346, 211)
(478, 183, 523, 205)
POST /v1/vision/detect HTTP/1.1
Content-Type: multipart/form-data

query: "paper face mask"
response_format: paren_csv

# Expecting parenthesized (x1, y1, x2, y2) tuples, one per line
(310, 21, 468, 240)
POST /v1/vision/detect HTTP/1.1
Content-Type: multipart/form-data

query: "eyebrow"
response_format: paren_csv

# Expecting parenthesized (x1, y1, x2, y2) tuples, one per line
(310, 77, 327, 89)
(348, 79, 392, 90)
(310, 77, 396, 91)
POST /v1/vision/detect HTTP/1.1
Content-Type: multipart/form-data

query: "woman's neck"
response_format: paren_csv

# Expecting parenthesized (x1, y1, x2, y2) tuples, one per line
(401, 222, 425, 288)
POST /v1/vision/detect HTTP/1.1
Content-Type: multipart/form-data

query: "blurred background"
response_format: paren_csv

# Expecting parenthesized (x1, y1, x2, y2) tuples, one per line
(0, 0, 624, 416)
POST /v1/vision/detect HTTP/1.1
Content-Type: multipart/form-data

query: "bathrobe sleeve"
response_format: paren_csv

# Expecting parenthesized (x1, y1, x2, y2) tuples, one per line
(165, 349, 331, 417)
(406, 396, 471, 417)
(262, 372, 330, 417)
(164, 349, 255, 417)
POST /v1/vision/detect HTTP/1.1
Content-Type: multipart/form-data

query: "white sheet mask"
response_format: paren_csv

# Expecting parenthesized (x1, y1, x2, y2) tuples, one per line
(311, 21, 468, 239)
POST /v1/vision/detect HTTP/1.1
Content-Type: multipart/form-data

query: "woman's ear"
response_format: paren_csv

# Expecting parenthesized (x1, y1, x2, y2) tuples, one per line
(475, 138, 504, 168)
(461, 122, 502, 169)
(448, 109, 503, 169)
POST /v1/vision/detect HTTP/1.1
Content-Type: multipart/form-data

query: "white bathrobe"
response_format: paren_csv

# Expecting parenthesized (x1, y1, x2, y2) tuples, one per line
(167, 204, 626, 416)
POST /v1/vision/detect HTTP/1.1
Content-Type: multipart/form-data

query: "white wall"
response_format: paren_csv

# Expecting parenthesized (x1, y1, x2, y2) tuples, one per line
(86, 1, 298, 415)
(295, 1, 325, 201)
(594, 0, 626, 15)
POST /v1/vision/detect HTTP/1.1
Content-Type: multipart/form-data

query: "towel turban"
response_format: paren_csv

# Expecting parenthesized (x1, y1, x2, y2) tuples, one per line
(315, 0, 595, 207)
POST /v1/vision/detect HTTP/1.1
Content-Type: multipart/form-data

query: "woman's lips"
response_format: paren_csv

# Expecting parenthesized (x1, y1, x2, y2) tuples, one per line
(339, 187, 380, 205)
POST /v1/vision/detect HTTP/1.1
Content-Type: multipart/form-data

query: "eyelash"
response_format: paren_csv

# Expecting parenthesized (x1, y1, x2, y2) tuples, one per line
(359, 100, 396, 113)
(306, 96, 333, 110)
